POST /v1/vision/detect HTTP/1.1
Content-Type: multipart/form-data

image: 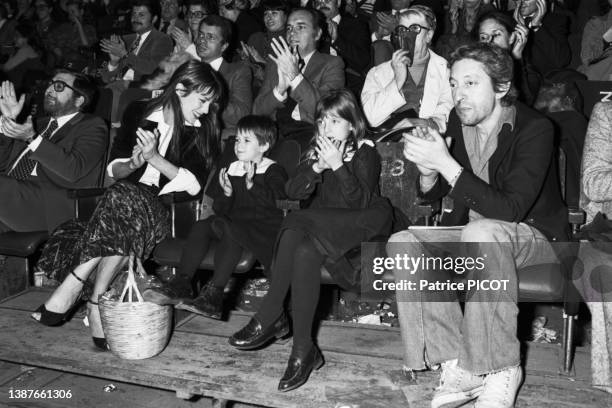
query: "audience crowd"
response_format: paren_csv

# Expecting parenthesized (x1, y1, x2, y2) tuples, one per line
(1, 0, 612, 406)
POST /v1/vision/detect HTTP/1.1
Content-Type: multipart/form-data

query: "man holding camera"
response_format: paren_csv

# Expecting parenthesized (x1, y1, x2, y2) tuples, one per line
(386, 42, 567, 407)
(361, 5, 452, 133)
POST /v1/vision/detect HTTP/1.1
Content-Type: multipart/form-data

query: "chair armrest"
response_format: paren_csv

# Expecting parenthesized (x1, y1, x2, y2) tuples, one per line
(277, 199, 300, 216)
(67, 188, 106, 199)
(568, 208, 586, 236)
(161, 191, 201, 206)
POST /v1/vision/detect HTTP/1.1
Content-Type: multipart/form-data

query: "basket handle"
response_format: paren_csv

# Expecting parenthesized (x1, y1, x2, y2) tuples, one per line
(119, 254, 144, 303)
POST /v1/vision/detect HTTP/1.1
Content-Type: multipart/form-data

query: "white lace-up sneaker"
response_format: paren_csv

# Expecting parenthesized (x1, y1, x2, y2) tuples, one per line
(474, 365, 523, 408)
(431, 359, 485, 408)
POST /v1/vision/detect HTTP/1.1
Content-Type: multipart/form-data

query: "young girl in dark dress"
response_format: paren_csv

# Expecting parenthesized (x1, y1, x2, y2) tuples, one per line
(229, 89, 393, 392)
(144, 115, 288, 319)
(31, 61, 224, 350)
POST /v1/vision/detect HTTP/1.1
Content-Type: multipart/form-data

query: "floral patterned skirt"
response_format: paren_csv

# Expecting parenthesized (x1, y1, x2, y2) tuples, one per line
(37, 181, 171, 284)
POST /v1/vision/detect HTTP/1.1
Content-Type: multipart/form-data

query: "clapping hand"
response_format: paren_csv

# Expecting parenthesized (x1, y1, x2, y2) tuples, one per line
(269, 36, 300, 93)
(402, 126, 452, 177)
(0, 81, 25, 120)
(1, 115, 34, 140)
(135, 128, 159, 161)
(219, 167, 233, 196)
(376, 12, 397, 36)
(130, 145, 145, 170)
(240, 41, 266, 64)
(315, 136, 345, 172)
(100, 35, 127, 63)
(243, 161, 257, 190)
(170, 26, 192, 51)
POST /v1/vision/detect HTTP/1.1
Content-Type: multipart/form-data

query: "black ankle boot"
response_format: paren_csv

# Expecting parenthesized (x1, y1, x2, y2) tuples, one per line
(228, 313, 290, 350)
(278, 344, 324, 392)
(176, 284, 224, 319)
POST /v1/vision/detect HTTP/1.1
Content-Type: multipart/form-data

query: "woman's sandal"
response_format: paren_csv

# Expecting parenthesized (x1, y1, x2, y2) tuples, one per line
(87, 300, 109, 351)
(32, 271, 86, 327)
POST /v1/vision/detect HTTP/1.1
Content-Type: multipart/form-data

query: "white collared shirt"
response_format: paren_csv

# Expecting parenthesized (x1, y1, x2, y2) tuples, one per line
(7, 112, 79, 175)
(106, 108, 203, 196)
(272, 50, 315, 121)
(207, 56, 223, 71)
(108, 30, 152, 81)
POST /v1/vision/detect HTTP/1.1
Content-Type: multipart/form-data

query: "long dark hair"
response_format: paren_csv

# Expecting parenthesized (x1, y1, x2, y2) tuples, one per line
(143, 60, 224, 171)
(305, 89, 366, 162)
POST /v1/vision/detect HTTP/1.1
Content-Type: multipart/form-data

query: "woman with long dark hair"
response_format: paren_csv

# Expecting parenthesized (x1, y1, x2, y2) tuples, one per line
(476, 9, 541, 104)
(31, 60, 224, 350)
(229, 89, 392, 392)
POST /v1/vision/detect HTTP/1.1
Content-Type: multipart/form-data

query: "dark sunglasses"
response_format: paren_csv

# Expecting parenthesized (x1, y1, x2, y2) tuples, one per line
(47, 79, 80, 94)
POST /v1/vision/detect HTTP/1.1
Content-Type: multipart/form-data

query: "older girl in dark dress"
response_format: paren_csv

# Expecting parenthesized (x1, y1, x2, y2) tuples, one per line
(32, 60, 224, 350)
(229, 89, 393, 392)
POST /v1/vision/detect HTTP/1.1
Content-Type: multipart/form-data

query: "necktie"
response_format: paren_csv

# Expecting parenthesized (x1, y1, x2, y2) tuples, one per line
(128, 34, 142, 55)
(8, 119, 58, 180)
(161, 21, 170, 33)
(120, 34, 142, 77)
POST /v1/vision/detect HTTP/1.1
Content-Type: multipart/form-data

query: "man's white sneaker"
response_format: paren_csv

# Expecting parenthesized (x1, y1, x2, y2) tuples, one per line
(474, 365, 523, 408)
(431, 359, 484, 408)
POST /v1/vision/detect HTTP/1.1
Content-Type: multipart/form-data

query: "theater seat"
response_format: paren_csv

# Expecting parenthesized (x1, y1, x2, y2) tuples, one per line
(0, 231, 49, 257)
(153, 238, 256, 273)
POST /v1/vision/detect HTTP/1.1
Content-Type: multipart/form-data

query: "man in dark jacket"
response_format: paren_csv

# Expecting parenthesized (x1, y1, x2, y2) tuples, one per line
(315, 0, 371, 97)
(386, 43, 566, 408)
(0, 71, 108, 232)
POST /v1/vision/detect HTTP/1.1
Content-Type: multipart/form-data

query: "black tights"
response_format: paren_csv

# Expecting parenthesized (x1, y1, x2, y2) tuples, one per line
(177, 217, 244, 290)
(255, 228, 324, 354)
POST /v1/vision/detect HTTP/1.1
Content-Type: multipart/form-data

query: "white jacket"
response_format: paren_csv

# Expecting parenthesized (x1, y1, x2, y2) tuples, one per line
(361, 49, 453, 133)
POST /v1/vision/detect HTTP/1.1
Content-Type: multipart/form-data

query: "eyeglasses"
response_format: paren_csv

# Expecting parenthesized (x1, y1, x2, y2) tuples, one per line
(187, 11, 207, 18)
(47, 79, 79, 94)
(396, 24, 430, 34)
(197, 32, 221, 43)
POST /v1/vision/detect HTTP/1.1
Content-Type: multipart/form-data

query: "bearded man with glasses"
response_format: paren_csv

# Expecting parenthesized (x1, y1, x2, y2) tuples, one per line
(361, 5, 453, 133)
(0, 70, 107, 233)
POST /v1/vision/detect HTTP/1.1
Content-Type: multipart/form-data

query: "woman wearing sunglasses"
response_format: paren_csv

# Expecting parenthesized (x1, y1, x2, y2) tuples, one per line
(32, 60, 224, 351)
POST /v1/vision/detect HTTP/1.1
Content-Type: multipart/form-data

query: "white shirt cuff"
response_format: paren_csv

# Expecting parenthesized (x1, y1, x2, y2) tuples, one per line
(107, 158, 131, 178)
(273, 87, 287, 102)
(158, 167, 201, 196)
(185, 43, 200, 60)
(289, 73, 304, 89)
(29, 136, 43, 151)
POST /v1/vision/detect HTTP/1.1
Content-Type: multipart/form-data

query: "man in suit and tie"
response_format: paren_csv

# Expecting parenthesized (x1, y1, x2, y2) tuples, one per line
(195, 15, 252, 141)
(315, 0, 371, 98)
(254, 8, 345, 148)
(0, 71, 108, 233)
(100, 0, 173, 121)
(158, 0, 188, 35)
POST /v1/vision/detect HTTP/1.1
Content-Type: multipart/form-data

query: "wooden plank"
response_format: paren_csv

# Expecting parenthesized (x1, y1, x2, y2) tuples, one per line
(0, 308, 407, 408)
(0, 362, 215, 408)
(0, 287, 52, 310)
(1, 290, 607, 407)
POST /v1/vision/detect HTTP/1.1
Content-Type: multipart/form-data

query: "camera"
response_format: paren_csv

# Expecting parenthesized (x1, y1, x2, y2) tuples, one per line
(390, 27, 418, 66)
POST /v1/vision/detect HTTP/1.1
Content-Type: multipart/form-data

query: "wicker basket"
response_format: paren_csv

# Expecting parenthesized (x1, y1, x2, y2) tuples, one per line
(99, 255, 173, 360)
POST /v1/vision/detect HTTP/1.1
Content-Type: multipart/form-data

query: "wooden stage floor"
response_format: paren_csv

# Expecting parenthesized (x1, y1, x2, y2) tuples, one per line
(0, 288, 611, 407)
